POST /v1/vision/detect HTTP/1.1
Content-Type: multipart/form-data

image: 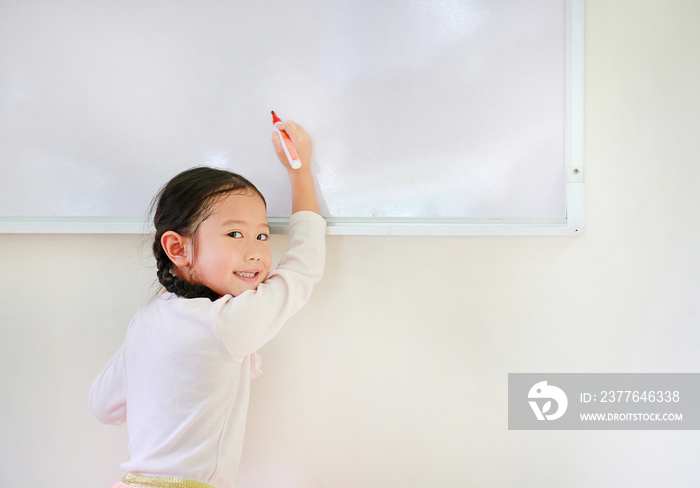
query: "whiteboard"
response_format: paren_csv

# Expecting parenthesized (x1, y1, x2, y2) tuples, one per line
(0, 0, 584, 235)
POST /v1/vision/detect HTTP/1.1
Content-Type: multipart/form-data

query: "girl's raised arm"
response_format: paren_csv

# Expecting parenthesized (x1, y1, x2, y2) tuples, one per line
(271, 120, 320, 215)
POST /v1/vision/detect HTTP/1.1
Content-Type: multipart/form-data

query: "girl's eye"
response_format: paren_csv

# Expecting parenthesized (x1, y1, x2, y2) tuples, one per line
(257, 233, 269, 241)
(228, 231, 243, 238)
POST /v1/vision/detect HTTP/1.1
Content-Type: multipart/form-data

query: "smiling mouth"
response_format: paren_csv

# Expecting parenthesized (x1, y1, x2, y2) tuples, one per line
(234, 271, 258, 279)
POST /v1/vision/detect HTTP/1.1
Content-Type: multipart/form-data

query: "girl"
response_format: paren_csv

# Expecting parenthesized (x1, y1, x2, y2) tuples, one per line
(90, 121, 325, 488)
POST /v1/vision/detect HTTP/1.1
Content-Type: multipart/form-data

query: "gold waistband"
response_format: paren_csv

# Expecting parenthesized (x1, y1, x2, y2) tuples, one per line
(121, 472, 215, 488)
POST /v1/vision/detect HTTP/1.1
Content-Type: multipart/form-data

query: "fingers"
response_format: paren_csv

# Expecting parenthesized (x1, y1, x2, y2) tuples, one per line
(276, 121, 309, 146)
(270, 131, 288, 166)
(271, 120, 312, 168)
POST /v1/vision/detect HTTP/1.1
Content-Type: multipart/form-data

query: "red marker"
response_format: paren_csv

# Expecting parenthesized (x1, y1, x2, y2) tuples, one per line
(271, 111, 302, 169)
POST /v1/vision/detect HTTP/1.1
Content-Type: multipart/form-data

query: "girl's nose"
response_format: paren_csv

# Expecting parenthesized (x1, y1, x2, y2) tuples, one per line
(245, 243, 263, 261)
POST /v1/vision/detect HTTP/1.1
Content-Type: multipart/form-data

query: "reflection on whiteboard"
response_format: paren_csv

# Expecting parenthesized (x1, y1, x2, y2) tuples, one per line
(0, 0, 566, 221)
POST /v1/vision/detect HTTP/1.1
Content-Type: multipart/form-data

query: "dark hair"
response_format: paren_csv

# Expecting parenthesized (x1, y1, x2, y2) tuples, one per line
(151, 166, 266, 301)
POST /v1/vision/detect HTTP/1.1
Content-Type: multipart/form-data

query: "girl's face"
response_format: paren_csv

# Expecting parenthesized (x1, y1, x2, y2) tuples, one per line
(187, 191, 272, 297)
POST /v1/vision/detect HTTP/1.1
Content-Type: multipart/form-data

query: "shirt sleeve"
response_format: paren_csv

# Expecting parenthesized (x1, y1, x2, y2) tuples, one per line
(89, 342, 128, 425)
(214, 211, 326, 361)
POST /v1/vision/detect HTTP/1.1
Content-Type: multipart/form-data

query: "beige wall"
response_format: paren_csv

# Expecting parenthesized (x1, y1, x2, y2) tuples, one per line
(2, 1, 700, 486)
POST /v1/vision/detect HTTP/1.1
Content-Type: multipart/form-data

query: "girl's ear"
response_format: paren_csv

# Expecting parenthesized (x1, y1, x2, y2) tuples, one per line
(161, 231, 192, 268)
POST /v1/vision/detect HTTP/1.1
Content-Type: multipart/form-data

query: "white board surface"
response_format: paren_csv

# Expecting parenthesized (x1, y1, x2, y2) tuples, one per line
(0, 0, 584, 235)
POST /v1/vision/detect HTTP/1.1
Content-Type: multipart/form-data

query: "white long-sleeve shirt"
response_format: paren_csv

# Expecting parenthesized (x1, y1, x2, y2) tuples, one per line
(90, 211, 326, 488)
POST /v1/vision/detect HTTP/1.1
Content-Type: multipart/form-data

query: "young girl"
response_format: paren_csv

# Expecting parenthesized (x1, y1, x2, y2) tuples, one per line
(90, 120, 325, 488)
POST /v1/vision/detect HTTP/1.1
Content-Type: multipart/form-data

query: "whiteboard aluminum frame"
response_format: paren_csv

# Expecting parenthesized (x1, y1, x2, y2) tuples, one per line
(0, 0, 584, 237)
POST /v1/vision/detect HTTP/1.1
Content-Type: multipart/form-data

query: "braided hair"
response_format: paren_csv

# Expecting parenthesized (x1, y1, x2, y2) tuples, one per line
(151, 166, 266, 301)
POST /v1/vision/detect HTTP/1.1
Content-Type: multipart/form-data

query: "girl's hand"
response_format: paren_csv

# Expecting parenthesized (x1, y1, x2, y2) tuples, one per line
(270, 119, 319, 214)
(271, 120, 312, 172)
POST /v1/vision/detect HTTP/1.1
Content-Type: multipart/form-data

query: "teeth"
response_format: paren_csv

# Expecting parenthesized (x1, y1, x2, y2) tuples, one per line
(235, 272, 256, 278)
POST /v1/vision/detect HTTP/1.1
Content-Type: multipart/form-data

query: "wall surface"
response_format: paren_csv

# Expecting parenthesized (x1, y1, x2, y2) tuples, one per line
(1, 1, 700, 487)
